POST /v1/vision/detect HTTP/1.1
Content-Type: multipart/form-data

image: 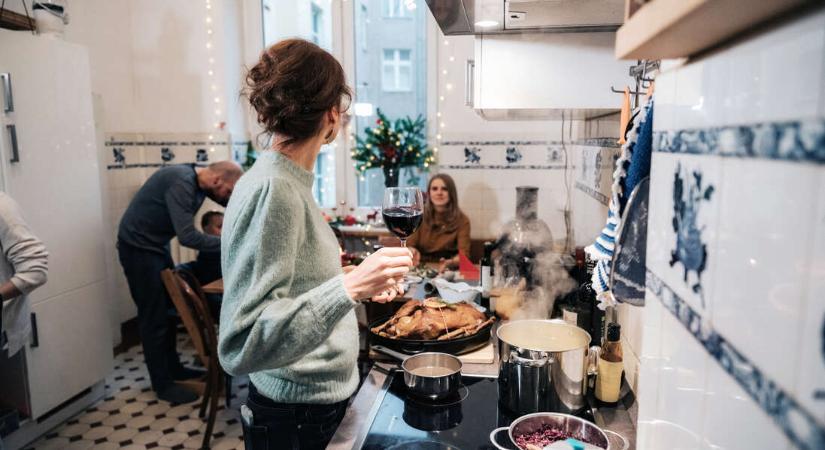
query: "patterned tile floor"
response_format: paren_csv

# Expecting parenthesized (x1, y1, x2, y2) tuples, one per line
(25, 333, 248, 450)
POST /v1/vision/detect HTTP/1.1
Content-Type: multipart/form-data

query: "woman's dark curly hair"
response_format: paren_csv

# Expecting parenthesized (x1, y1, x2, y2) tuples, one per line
(245, 39, 351, 147)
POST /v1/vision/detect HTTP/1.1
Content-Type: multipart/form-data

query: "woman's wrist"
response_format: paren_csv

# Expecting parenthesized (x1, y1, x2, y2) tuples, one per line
(342, 273, 364, 301)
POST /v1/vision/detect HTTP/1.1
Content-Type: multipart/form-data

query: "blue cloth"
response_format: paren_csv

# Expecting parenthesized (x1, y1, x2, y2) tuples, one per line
(622, 101, 654, 211)
(586, 98, 654, 301)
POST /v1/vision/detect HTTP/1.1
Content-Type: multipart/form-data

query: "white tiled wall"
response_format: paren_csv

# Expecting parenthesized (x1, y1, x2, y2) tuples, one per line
(639, 8, 825, 450)
(103, 132, 233, 327)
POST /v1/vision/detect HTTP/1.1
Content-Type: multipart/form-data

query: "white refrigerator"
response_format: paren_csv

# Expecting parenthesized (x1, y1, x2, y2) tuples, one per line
(0, 29, 112, 429)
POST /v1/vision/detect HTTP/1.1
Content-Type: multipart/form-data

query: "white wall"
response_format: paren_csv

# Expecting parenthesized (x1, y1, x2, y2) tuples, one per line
(63, 0, 247, 343)
(637, 9, 825, 449)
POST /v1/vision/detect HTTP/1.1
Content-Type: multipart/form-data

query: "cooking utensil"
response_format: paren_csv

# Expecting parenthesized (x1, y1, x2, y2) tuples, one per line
(609, 176, 650, 306)
(372, 345, 463, 400)
(497, 320, 593, 415)
(368, 313, 494, 355)
(489, 412, 628, 450)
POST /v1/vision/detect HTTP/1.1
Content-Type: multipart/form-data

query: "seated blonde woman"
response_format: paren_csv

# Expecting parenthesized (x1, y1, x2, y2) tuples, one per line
(407, 174, 471, 271)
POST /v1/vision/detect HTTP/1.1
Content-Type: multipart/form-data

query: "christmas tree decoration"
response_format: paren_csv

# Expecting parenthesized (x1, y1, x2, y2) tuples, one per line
(241, 141, 258, 171)
(352, 109, 435, 187)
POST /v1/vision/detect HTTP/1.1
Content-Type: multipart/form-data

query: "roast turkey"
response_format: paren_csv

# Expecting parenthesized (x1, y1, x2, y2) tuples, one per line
(372, 298, 495, 340)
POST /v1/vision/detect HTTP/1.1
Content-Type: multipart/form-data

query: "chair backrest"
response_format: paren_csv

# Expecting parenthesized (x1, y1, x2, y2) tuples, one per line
(160, 269, 217, 369)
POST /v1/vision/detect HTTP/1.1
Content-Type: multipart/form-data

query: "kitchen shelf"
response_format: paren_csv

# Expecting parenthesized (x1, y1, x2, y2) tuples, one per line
(614, 0, 814, 60)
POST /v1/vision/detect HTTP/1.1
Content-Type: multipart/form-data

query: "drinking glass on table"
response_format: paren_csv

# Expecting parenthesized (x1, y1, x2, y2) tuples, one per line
(382, 187, 424, 247)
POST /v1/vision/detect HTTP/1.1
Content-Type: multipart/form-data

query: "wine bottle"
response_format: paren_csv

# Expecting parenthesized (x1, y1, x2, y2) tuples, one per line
(480, 241, 493, 311)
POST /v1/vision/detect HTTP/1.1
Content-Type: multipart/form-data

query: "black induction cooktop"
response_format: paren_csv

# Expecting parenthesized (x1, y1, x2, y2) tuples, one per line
(358, 371, 595, 450)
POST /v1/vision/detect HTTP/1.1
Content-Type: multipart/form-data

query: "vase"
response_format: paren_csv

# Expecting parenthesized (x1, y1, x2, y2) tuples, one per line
(496, 186, 554, 289)
(383, 165, 400, 188)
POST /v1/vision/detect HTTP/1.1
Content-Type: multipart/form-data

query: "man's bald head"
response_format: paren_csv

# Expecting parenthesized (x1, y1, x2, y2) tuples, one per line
(200, 160, 243, 206)
(208, 160, 243, 182)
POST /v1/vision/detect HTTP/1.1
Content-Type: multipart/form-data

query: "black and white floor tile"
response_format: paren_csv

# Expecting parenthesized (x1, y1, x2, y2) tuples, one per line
(25, 333, 248, 450)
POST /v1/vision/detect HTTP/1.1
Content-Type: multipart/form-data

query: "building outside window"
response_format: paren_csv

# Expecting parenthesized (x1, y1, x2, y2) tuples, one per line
(381, 49, 412, 92)
(261, 0, 336, 207)
(381, 0, 409, 18)
(353, 0, 428, 207)
(311, 3, 323, 45)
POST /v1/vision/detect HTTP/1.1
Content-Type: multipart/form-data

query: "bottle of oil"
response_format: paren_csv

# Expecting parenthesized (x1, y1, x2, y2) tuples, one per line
(595, 323, 623, 404)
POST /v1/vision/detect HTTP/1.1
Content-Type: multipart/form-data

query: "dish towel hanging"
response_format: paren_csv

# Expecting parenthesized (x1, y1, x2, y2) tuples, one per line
(586, 97, 654, 308)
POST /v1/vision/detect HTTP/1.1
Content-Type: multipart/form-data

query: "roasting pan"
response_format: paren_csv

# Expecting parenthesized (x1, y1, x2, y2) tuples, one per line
(368, 313, 495, 355)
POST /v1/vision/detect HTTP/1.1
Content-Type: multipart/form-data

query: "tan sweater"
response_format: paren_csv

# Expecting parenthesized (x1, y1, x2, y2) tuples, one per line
(407, 210, 471, 262)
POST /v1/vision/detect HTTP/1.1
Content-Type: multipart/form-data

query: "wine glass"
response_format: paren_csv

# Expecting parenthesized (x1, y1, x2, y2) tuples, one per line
(382, 187, 424, 248)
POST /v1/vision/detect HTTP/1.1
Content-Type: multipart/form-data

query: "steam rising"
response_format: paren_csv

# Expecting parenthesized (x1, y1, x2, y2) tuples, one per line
(508, 252, 577, 321)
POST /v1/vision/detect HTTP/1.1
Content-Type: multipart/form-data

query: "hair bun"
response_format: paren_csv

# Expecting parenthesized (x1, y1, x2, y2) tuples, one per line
(244, 39, 351, 147)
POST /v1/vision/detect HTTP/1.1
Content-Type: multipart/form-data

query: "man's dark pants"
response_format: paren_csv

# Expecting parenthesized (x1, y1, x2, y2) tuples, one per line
(117, 241, 182, 392)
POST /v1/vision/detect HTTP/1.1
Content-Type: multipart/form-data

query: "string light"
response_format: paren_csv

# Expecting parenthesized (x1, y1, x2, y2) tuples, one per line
(205, 0, 222, 130)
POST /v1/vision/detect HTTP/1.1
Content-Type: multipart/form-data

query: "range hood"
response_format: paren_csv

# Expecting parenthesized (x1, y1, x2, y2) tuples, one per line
(425, 0, 625, 35)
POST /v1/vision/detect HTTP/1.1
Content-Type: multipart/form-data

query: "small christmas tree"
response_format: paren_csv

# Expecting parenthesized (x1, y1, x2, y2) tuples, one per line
(351, 109, 435, 187)
(241, 141, 257, 171)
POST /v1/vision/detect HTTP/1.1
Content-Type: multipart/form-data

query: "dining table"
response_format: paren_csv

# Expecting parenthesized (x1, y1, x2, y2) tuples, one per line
(202, 278, 223, 294)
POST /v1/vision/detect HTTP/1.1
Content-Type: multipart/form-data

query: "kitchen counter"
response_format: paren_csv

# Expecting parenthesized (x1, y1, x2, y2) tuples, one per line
(329, 347, 637, 449)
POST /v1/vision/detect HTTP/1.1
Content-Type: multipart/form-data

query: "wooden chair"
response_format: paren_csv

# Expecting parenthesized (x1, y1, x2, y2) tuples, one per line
(160, 269, 221, 450)
(176, 269, 233, 408)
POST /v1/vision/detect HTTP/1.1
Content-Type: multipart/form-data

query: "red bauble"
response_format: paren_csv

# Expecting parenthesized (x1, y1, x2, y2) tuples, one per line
(343, 215, 358, 226)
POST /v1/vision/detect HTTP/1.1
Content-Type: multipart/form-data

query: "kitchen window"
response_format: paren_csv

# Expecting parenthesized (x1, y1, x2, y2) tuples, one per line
(382, 49, 412, 92)
(352, 1, 428, 207)
(254, 0, 430, 210)
(382, 0, 409, 18)
(261, 0, 336, 207)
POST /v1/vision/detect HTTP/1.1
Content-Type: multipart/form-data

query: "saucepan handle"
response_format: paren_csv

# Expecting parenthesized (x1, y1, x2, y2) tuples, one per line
(604, 429, 628, 450)
(372, 345, 409, 362)
(488, 426, 510, 450)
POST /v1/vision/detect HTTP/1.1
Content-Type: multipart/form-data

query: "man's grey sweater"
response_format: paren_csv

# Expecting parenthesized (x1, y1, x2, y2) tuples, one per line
(118, 164, 219, 254)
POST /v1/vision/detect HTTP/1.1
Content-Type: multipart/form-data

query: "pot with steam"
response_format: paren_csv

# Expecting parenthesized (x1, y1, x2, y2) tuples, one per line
(497, 320, 593, 415)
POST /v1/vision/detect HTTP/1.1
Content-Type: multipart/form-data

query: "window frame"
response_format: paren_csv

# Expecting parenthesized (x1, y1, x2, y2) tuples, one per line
(381, 48, 413, 92)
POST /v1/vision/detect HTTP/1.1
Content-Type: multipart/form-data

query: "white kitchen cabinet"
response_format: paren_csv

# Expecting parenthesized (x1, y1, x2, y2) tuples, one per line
(0, 29, 112, 427)
(471, 32, 630, 119)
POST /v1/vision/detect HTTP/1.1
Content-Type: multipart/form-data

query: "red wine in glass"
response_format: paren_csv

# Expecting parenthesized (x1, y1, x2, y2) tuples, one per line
(382, 187, 424, 247)
(383, 207, 423, 240)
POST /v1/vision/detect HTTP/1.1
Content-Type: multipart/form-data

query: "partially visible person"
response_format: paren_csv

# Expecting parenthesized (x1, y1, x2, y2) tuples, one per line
(0, 192, 48, 358)
(220, 38, 412, 450)
(406, 173, 471, 271)
(0, 194, 47, 450)
(118, 160, 242, 404)
(179, 210, 223, 286)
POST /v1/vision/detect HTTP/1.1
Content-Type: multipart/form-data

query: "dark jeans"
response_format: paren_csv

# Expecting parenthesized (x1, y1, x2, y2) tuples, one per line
(241, 383, 348, 450)
(117, 242, 182, 392)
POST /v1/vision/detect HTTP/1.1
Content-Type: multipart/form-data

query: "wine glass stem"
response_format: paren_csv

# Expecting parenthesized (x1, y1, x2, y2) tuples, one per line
(400, 239, 407, 248)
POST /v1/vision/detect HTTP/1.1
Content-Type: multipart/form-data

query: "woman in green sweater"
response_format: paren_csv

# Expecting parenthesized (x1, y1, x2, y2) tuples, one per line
(219, 39, 413, 450)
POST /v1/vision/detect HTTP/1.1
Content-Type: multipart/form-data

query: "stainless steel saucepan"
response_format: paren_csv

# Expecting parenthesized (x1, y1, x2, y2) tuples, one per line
(372, 345, 463, 400)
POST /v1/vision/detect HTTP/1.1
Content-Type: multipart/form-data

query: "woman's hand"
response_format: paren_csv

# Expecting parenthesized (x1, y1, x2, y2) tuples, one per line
(343, 247, 412, 301)
(408, 247, 421, 266)
(370, 284, 405, 304)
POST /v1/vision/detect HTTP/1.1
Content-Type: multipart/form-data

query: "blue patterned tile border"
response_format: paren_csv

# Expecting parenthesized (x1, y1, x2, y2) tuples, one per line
(646, 269, 825, 450)
(104, 141, 230, 146)
(440, 164, 567, 170)
(575, 181, 609, 206)
(654, 119, 825, 164)
(441, 138, 620, 148)
(105, 163, 209, 170)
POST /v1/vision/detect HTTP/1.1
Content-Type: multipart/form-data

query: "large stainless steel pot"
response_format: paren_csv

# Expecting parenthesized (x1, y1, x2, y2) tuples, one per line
(497, 320, 593, 415)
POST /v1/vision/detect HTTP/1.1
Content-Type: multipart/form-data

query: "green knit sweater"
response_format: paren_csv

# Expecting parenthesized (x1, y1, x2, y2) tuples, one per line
(218, 151, 359, 404)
